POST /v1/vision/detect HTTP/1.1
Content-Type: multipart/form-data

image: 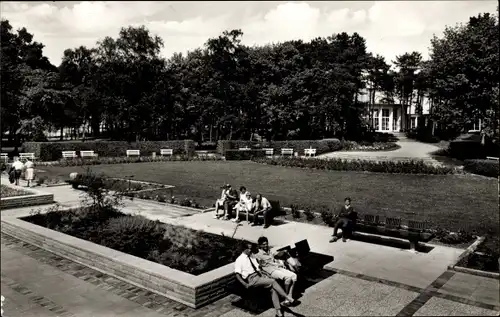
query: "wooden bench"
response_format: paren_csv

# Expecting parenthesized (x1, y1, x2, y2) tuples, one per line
(160, 149, 173, 156)
(19, 153, 35, 160)
(281, 148, 293, 157)
(304, 148, 317, 157)
(263, 148, 274, 157)
(126, 150, 140, 157)
(486, 156, 499, 161)
(196, 150, 209, 158)
(62, 151, 77, 159)
(1, 153, 8, 163)
(80, 150, 97, 158)
(238, 147, 251, 151)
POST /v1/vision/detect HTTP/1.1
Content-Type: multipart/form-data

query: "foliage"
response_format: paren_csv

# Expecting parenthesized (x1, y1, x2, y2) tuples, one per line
(217, 139, 342, 155)
(405, 127, 440, 143)
(0, 185, 31, 198)
(23, 207, 246, 275)
(253, 157, 455, 175)
(303, 208, 315, 221)
(449, 140, 486, 160)
(319, 206, 336, 226)
(290, 204, 301, 219)
(463, 159, 499, 178)
(224, 149, 266, 160)
(340, 140, 399, 151)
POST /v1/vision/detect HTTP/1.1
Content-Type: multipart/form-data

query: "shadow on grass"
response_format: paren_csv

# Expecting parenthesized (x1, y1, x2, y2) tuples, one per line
(228, 252, 334, 315)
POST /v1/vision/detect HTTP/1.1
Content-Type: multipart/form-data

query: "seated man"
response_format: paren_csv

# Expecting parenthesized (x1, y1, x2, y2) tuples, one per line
(330, 197, 357, 243)
(234, 242, 296, 317)
(214, 184, 228, 219)
(256, 237, 297, 299)
(252, 194, 273, 228)
(223, 184, 239, 220)
(233, 187, 253, 223)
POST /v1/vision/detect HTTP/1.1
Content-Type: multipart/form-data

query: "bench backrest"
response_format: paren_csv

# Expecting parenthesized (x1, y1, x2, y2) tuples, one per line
(238, 147, 251, 151)
(486, 156, 499, 161)
(126, 150, 140, 156)
(62, 151, 77, 158)
(304, 148, 317, 155)
(263, 148, 274, 155)
(385, 217, 401, 228)
(364, 214, 380, 224)
(19, 153, 35, 159)
(160, 149, 173, 155)
(80, 151, 95, 157)
(295, 239, 311, 257)
(281, 148, 293, 155)
(408, 220, 427, 231)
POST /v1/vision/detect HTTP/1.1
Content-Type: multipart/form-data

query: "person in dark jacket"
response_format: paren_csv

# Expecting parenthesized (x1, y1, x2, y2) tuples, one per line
(330, 197, 357, 243)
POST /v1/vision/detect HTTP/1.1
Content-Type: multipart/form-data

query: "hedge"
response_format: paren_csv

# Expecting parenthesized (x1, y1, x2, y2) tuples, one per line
(22, 140, 196, 161)
(224, 149, 267, 160)
(217, 139, 342, 155)
(341, 141, 399, 151)
(463, 159, 499, 178)
(449, 140, 485, 160)
(252, 157, 455, 175)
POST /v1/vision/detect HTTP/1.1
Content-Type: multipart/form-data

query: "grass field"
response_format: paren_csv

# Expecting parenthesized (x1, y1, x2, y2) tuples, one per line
(39, 161, 498, 234)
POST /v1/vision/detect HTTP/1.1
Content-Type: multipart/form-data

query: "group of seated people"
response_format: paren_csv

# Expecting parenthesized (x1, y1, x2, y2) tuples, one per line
(234, 236, 302, 317)
(214, 184, 274, 228)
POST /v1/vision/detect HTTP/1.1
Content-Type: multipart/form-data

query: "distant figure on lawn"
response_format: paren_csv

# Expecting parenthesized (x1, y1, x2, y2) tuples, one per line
(253, 194, 273, 228)
(234, 242, 296, 317)
(11, 157, 24, 186)
(223, 184, 239, 220)
(234, 186, 253, 223)
(214, 184, 229, 219)
(330, 197, 357, 243)
(24, 158, 35, 187)
(256, 236, 297, 299)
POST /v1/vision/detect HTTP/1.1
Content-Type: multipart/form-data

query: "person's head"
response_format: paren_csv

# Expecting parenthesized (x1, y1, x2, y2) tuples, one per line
(242, 241, 257, 256)
(257, 236, 269, 252)
(226, 184, 232, 190)
(240, 186, 246, 193)
(256, 193, 262, 201)
(13, 157, 19, 162)
(245, 191, 252, 199)
(344, 197, 351, 206)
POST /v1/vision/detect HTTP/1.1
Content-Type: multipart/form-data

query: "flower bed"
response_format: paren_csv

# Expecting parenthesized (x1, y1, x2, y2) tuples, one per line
(22, 206, 245, 275)
(341, 141, 400, 152)
(456, 235, 500, 273)
(252, 157, 456, 175)
(0, 185, 31, 198)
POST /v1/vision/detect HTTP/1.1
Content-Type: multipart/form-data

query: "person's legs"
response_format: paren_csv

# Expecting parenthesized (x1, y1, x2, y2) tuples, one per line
(214, 200, 222, 218)
(253, 210, 262, 225)
(270, 268, 297, 298)
(14, 170, 21, 186)
(248, 275, 291, 315)
(263, 208, 272, 228)
(223, 201, 230, 219)
(330, 218, 348, 242)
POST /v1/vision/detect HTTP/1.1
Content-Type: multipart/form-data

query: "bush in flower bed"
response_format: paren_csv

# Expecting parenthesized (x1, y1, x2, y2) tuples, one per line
(463, 159, 499, 178)
(456, 234, 500, 273)
(340, 140, 400, 151)
(37, 154, 224, 167)
(252, 157, 455, 175)
(23, 206, 245, 275)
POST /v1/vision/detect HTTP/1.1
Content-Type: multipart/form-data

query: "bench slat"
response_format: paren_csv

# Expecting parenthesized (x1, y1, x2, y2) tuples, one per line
(385, 217, 401, 228)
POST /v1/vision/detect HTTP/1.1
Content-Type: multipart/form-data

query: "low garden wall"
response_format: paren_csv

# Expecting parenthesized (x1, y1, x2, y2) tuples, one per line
(22, 140, 196, 161)
(0, 185, 54, 210)
(1, 217, 236, 308)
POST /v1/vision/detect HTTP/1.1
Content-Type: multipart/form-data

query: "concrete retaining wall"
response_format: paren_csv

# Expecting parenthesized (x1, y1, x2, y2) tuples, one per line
(1, 185, 54, 210)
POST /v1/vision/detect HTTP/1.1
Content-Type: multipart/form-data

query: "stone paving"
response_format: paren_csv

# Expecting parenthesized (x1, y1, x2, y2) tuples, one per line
(1, 182, 499, 316)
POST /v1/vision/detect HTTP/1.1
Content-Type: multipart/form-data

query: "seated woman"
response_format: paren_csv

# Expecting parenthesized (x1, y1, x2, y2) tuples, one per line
(233, 187, 253, 223)
(214, 185, 228, 219)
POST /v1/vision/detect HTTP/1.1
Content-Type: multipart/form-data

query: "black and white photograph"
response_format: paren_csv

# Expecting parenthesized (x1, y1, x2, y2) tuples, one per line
(0, 1, 498, 316)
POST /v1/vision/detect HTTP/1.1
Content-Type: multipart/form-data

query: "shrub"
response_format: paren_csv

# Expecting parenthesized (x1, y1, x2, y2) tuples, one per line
(252, 157, 454, 175)
(449, 140, 485, 160)
(341, 140, 399, 151)
(463, 159, 499, 178)
(303, 208, 315, 221)
(320, 207, 335, 226)
(22, 140, 196, 161)
(224, 149, 267, 160)
(406, 128, 440, 143)
(290, 204, 301, 219)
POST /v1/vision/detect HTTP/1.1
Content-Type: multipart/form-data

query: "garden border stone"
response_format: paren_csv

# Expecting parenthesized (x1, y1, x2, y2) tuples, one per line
(0, 216, 237, 308)
(0, 184, 54, 210)
(447, 236, 500, 279)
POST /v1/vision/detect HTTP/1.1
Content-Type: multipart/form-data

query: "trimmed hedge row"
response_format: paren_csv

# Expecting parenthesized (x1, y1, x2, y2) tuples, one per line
(463, 159, 499, 178)
(22, 140, 196, 161)
(449, 140, 485, 160)
(217, 139, 342, 155)
(252, 157, 455, 175)
(224, 149, 267, 160)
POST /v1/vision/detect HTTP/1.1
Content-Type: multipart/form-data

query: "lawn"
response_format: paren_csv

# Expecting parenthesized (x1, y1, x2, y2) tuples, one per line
(0, 185, 31, 198)
(39, 161, 498, 234)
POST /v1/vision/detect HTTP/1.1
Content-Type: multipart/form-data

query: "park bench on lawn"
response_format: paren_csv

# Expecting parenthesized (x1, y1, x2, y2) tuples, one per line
(227, 239, 334, 313)
(281, 148, 293, 157)
(304, 148, 317, 157)
(19, 153, 35, 160)
(62, 151, 77, 159)
(263, 148, 274, 158)
(196, 150, 209, 158)
(126, 150, 140, 157)
(1, 153, 8, 163)
(80, 150, 97, 158)
(338, 214, 434, 251)
(160, 149, 173, 156)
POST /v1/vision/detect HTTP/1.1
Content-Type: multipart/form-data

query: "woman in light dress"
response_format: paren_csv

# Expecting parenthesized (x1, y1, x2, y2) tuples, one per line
(24, 158, 35, 187)
(233, 186, 254, 223)
(214, 184, 229, 219)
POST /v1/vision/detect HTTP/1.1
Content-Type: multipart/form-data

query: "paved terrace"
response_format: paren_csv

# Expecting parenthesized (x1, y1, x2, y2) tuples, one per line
(1, 181, 498, 316)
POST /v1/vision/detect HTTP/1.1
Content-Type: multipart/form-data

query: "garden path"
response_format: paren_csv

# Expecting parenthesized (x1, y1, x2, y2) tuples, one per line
(318, 135, 444, 165)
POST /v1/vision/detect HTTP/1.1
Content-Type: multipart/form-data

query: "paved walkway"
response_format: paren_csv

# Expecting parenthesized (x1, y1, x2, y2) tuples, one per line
(1, 183, 499, 316)
(318, 135, 443, 165)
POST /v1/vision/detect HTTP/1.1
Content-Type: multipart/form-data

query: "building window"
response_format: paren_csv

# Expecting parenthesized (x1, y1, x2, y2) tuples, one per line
(373, 109, 379, 130)
(410, 117, 416, 129)
(392, 109, 398, 131)
(382, 109, 390, 131)
(471, 119, 482, 131)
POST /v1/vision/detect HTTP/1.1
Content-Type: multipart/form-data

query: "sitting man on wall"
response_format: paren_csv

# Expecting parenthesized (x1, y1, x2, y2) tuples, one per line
(252, 194, 273, 228)
(256, 237, 298, 299)
(330, 197, 357, 243)
(223, 184, 239, 220)
(234, 242, 296, 317)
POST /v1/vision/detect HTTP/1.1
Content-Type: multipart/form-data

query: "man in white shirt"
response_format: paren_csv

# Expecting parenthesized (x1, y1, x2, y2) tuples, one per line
(11, 157, 24, 186)
(234, 242, 295, 317)
(252, 194, 273, 228)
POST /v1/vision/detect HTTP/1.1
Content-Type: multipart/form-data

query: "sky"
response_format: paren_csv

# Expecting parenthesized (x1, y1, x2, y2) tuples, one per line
(0, 1, 497, 66)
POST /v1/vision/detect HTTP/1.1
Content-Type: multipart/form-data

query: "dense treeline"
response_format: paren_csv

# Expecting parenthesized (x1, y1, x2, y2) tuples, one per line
(1, 11, 498, 144)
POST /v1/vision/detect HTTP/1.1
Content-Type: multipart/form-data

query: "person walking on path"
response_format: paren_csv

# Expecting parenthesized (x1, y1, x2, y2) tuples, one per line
(24, 158, 35, 187)
(11, 157, 24, 186)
